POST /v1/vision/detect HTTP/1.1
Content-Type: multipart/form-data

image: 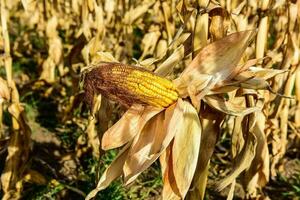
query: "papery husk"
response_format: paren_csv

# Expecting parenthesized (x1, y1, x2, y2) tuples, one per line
(187, 109, 223, 200)
(203, 95, 261, 117)
(174, 30, 256, 108)
(209, 7, 230, 41)
(0, 77, 10, 102)
(160, 143, 181, 200)
(86, 95, 102, 157)
(193, 13, 208, 53)
(216, 99, 259, 191)
(85, 144, 130, 200)
(102, 105, 163, 150)
(155, 45, 185, 77)
(171, 100, 202, 198)
(243, 111, 269, 197)
(123, 101, 183, 184)
(1, 103, 31, 200)
(216, 128, 257, 191)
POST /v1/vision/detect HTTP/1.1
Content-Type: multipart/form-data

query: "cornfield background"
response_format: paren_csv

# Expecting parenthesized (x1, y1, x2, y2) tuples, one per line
(0, 0, 299, 199)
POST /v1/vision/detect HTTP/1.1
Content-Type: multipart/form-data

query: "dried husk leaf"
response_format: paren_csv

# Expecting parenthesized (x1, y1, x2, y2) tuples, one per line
(171, 100, 201, 198)
(85, 144, 130, 200)
(94, 51, 118, 62)
(209, 7, 230, 41)
(174, 30, 256, 101)
(0, 77, 10, 102)
(1, 103, 31, 200)
(123, 1, 155, 25)
(243, 111, 269, 197)
(256, 16, 268, 61)
(155, 45, 185, 77)
(123, 111, 165, 184)
(216, 123, 257, 191)
(160, 144, 181, 200)
(204, 95, 261, 116)
(102, 105, 163, 150)
(187, 114, 221, 200)
(193, 13, 208, 52)
(86, 95, 102, 157)
(123, 101, 185, 184)
(139, 29, 161, 60)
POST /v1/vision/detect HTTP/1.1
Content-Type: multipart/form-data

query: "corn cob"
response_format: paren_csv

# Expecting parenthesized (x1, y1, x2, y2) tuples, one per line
(82, 62, 178, 109)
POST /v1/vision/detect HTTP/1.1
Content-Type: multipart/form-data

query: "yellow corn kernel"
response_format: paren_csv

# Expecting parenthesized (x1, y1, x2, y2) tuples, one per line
(124, 68, 178, 107)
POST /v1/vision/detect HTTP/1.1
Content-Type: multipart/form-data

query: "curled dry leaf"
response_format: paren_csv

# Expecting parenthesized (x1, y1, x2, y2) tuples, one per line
(161, 143, 181, 200)
(216, 131, 257, 191)
(203, 95, 261, 117)
(102, 104, 163, 150)
(86, 94, 102, 157)
(123, 100, 184, 184)
(187, 114, 223, 200)
(243, 111, 269, 197)
(0, 77, 10, 102)
(85, 144, 130, 200)
(1, 103, 31, 200)
(174, 30, 256, 107)
(171, 100, 201, 198)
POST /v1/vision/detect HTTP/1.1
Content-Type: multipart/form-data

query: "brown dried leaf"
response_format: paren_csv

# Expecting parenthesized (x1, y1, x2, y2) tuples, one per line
(85, 144, 130, 200)
(174, 30, 256, 102)
(155, 45, 185, 77)
(216, 126, 257, 191)
(209, 7, 230, 41)
(1, 103, 31, 200)
(123, 101, 185, 184)
(123, 1, 155, 25)
(180, 30, 255, 79)
(102, 105, 163, 150)
(193, 13, 209, 52)
(86, 95, 102, 157)
(243, 111, 269, 197)
(160, 144, 181, 200)
(187, 115, 222, 200)
(171, 100, 201, 198)
(204, 95, 261, 116)
(0, 77, 10, 102)
(123, 112, 165, 184)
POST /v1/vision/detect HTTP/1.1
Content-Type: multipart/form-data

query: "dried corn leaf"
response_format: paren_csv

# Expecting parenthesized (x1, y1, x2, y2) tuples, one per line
(123, 101, 184, 184)
(155, 45, 185, 77)
(1, 103, 31, 200)
(193, 13, 209, 52)
(209, 7, 230, 41)
(216, 127, 257, 191)
(172, 100, 201, 198)
(187, 115, 222, 200)
(123, 1, 155, 25)
(85, 144, 130, 200)
(86, 95, 101, 157)
(174, 30, 256, 103)
(102, 105, 163, 150)
(180, 30, 256, 80)
(123, 112, 164, 184)
(204, 95, 261, 116)
(0, 77, 10, 102)
(160, 144, 181, 200)
(243, 111, 269, 197)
